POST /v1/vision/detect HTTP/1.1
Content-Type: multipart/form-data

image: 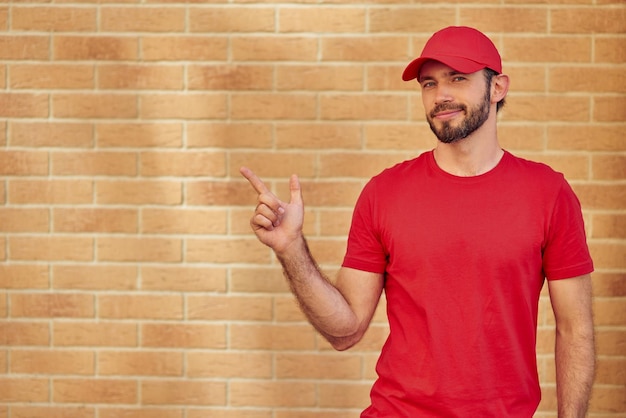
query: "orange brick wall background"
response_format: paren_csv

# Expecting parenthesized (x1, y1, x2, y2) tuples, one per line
(0, 1, 624, 417)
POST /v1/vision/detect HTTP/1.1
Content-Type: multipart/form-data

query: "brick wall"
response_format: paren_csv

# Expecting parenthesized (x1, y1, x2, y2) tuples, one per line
(0, 1, 624, 417)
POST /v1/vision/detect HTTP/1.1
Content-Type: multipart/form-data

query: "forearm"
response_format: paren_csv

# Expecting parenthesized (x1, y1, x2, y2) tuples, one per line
(555, 324, 595, 418)
(276, 236, 361, 349)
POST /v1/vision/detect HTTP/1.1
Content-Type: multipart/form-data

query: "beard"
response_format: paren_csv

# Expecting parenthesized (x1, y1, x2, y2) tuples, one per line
(426, 88, 491, 144)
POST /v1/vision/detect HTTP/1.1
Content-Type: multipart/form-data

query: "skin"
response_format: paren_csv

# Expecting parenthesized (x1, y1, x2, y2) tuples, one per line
(240, 59, 595, 416)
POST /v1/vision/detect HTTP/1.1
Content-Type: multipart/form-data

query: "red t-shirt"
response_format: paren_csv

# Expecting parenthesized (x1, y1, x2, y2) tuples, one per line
(342, 150, 593, 418)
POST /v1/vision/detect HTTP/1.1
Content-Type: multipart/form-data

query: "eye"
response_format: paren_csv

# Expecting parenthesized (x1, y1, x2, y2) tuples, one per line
(452, 75, 467, 82)
(420, 81, 435, 89)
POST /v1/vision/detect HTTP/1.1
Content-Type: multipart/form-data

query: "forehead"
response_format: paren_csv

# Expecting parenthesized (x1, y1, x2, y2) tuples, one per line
(418, 60, 478, 81)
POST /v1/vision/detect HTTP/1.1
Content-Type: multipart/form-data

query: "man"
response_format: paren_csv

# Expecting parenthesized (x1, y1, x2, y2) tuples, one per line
(240, 26, 595, 417)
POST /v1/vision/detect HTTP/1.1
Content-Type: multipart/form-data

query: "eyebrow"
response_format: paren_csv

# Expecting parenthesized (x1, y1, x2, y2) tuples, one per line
(418, 70, 467, 83)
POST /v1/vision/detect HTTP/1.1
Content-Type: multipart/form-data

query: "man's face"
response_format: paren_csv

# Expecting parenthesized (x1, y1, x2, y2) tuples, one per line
(418, 61, 492, 144)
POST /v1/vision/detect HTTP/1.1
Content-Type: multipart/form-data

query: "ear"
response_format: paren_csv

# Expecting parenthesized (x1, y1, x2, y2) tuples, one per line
(491, 74, 510, 103)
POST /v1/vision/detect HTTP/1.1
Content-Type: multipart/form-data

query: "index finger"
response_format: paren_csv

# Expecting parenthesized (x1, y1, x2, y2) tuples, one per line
(240, 166, 270, 194)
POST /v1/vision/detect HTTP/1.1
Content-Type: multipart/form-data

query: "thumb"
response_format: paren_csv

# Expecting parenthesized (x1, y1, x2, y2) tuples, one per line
(289, 174, 303, 206)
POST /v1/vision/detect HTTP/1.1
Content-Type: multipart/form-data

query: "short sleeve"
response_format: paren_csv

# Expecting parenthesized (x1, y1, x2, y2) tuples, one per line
(542, 179, 594, 280)
(342, 179, 388, 274)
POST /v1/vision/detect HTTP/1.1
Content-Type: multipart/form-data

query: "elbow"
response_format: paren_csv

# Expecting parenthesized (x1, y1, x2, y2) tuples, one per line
(327, 330, 365, 352)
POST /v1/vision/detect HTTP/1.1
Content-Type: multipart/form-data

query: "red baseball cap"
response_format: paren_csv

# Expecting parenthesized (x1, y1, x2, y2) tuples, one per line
(402, 26, 502, 81)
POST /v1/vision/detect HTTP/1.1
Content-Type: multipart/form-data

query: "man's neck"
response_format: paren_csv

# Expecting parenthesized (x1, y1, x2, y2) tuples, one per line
(432, 125, 503, 177)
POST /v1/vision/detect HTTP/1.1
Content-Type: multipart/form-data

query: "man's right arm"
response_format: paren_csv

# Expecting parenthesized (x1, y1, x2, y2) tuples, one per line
(240, 167, 384, 350)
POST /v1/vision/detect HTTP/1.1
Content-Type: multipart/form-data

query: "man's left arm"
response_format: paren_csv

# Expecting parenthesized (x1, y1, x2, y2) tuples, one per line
(548, 274, 595, 418)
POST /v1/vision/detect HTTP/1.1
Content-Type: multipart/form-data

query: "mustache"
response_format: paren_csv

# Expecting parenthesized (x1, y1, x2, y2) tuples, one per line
(429, 103, 466, 119)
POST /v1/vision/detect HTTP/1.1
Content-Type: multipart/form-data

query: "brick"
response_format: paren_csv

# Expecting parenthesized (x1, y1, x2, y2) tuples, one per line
(96, 180, 182, 205)
(592, 272, 626, 297)
(97, 237, 182, 263)
(229, 267, 289, 294)
(367, 64, 417, 91)
(53, 93, 138, 118)
(99, 409, 182, 418)
(276, 353, 361, 379)
(0, 208, 49, 232)
(230, 151, 316, 178)
(141, 380, 226, 406)
(54, 208, 138, 233)
(11, 349, 94, 375)
(98, 350, 182, 376)
(10, 293, 94, 318)
(141, 266, 226, 292)
(140, 93, 227, 119)
(595, 357, 626, 385)
(364, 123, 435, 151)
(53, 378, 137, 403)
(11, 406, 95, 418)
(592, 154, 626, 180)
(504, 36, 591, 63)
(8, 179, 93, 204)
(369, 7, 455, 33)
(519, 153, 589, 180)
(0, 6, 6, 30)
(274, 412, 353, 418)
(0, 265, 49, 289)
(186, 180, 255, 206)
(141, 323, 226, 348)
(190, 7, 275, 32)
(188, 410, 271, 418)
(592, 214, 626, 239)
(0, 35, 49, 60)
(98, 64, 184, 90)
(140, 151, 225, 177)
(232, 36, 317, 61)
(12, 6, 96, 31)
(187, 352, 272, 378)
(54, 36, 138, 60)
(462, 8, 548, 32)
(319, 382, 371, 408)
(10, 122, 94, 148)
(186, 238, 270, 264)
(141, 208, 227, 235)
(595, 329, 626, 356)
(52, 151, 137, 176)
(187, 122, 273, 148)
(187, 295, 273, 320)
(97, 122, 182, 148)
(319, 209, 354, 236)
(277, 64, 364, 91)
(320, 94, 407, 120)
(574, 184, 625, 210)
(504, 66, 546, 93)
(588, 385, 626, 413)
(99, 294, 183, 319)
(0, 321, 49, 346)
(276, 123, 361, 150)
(142, 36, 228, 61)
(229, 381, 315, 407)
(550, 67, 626, 93)
(594, 96, 626, 122)
(551, 7, 626, 34)
(9, 236, 93, 261)
(319, 152, 409, 178)
(594, 298, 626, 326)
(276, 180, 363, 207)
(595, 36, 626, 63)
(101, 7, 185, 32)
(506, 96, 589, 122)
(188, 64, 273, 91)
(231, 93, 317, 120)
(0, 378, 48, 402)
(321, 37, 408, 62)
(547, 125, 624, 151)
(589, 242, 626, 270)
(279, 7, 365, 32)
(0, 93, 48, 117)
(53, 265, 137, 290)
(10, 64, 94, 89)
(230, 324, 316, 350)
(0, 151, 48, 175)
(53, 321, 137, 347)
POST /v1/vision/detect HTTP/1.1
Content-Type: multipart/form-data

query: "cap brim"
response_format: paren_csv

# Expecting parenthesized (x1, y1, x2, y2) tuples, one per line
(402, 55, 489, 81)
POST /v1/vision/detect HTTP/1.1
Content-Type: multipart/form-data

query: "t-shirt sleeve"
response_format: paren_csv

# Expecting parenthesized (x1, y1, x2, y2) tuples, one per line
(342, 179, 388, 274)
(542, 178, 594, 280)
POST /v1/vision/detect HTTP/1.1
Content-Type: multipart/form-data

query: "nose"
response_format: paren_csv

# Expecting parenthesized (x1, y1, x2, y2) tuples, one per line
(434, 84, 454, 105)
